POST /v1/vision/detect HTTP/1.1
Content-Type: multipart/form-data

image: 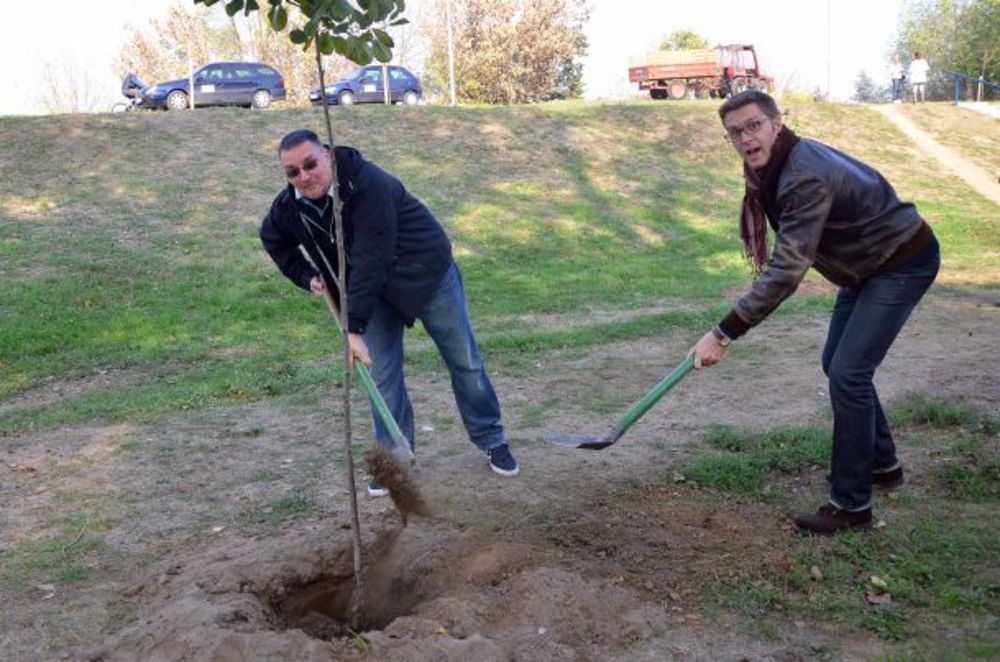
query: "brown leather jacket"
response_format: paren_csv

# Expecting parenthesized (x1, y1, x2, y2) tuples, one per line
(721, 138, 932, 338)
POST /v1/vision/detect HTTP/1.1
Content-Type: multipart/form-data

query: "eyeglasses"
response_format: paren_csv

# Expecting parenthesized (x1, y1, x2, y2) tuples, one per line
(284, 158, 320, 179)
(723, 116, 772, 142)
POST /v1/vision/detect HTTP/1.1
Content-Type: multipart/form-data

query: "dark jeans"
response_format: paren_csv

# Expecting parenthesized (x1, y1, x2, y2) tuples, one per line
(364, 262, 505, 453)
(821, 238, 940, 511)
(891, 78, 903, 101)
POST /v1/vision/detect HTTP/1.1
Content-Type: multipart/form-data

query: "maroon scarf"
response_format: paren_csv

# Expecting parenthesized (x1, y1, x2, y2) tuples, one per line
(740, 125, 799, 275)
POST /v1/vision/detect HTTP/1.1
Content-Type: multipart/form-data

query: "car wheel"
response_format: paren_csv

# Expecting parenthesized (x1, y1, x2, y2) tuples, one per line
(402, 90, 418, 106)
(251, 90, 271, 109)
(166, 90, 188, 110)
(338, 90, 355, 106)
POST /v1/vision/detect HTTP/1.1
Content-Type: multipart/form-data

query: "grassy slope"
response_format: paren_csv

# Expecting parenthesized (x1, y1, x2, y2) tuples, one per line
(1, 100, 998, 433)
(1, 100, 998, 658)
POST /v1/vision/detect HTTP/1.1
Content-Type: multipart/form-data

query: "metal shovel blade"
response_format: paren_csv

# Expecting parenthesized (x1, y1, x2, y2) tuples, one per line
(542, 354, 694, 452)
(543, 429, 621, 451)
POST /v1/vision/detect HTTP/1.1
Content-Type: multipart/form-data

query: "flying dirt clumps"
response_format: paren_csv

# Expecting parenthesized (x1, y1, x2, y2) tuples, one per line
(364, 447, 431, 525)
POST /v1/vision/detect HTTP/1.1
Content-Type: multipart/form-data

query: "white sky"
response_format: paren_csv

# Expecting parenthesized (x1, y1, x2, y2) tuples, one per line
(583, 0, 905, 100)
(1, 0, 903, 115)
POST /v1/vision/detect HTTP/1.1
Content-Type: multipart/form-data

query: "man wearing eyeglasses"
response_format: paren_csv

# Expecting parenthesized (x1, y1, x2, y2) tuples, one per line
(259, 129, 520, 494)
(690, 91, 939, 535)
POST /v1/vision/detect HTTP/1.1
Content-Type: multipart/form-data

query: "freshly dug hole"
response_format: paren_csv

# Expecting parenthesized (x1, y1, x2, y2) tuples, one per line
(265, 529, 431, 639)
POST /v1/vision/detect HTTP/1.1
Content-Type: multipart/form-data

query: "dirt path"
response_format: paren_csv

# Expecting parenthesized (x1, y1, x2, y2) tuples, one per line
(874, 104, 1000, 205)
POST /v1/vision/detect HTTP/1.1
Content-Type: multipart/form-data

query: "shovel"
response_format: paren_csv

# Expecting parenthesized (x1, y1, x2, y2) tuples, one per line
(544, 353, 695, 450)
(320, 287, 414, 464)
(296, 211, 413, 465)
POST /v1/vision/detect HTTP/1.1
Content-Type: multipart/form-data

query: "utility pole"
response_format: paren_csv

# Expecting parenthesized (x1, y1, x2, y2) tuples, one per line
(446, 0, 456, 106)
(188, 47, 195, 109)
(826, 0, 832, 100)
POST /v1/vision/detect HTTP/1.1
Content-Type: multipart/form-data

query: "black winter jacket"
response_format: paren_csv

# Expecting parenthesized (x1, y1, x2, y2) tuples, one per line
(259, 146, 453, 333)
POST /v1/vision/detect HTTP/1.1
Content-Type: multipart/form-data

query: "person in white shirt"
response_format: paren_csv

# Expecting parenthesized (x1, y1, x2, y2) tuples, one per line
(909, 52, 929, 103)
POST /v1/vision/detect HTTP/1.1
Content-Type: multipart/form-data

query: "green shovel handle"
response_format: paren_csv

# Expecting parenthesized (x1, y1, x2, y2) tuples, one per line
(321, 289, 411, 452)
(610, 353, 695, 436)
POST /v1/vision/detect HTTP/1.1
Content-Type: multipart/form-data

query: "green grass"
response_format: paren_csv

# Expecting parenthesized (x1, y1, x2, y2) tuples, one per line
(1, 101, 998, 435)
(676, 396, 1000, 649)
(681, 425, 831, 498)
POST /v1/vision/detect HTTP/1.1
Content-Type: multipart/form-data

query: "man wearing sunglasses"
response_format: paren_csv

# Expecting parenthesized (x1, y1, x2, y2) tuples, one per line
(690, 91, 939, 535)
(259, 129, 519, 495)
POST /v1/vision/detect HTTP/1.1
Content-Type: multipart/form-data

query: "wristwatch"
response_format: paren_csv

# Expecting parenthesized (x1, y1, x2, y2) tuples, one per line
(712, 327, 732, 347)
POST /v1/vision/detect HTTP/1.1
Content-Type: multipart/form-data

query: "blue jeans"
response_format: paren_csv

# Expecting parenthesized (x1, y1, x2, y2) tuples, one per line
(364, 262, 505, 452)
(821, 238, 940, 510)
(891, 78, 903, 101)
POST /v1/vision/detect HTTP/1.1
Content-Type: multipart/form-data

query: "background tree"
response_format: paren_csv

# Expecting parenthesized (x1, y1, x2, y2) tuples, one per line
(894, 0, 999, 100)
(852, 69, 888, 102)
(115, 4, 361, 106)
(37, 52, 108, 114)
(955, 0, 999, 97)
(423, 0, 588, 104)
(658, 29, 710, 51)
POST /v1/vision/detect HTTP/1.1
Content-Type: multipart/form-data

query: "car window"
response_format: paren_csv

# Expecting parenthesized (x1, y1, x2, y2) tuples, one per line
(361, 68, 382, 83)
(231, 65, 254, 79)
(255, 66, 278, 78)
(200, 66, 225, 80)
(389, 69, 411, 81)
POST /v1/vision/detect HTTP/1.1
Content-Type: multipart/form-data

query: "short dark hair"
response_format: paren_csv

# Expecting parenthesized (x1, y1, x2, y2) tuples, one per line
(278, 129, 323, 154)
(718, 90, 781, 121)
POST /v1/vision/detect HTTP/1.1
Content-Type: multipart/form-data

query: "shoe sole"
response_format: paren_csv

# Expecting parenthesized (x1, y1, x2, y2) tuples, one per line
(874, 475, 905, 491)
(489, 463, 520, 477)
(367, 486, 390, 497)
(795, 521, 872, 536)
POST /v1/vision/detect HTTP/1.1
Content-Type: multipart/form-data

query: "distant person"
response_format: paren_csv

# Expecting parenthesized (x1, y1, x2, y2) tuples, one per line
(909, 52, 929, 103)
(690, 91, 939, 535)
(259, 129, 519, 496)
(888, 54, 905, 103)
(120, 72, 144, 100)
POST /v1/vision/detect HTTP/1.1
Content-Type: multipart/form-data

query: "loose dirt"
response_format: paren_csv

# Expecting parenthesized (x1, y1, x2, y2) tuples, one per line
(3, 287, 999, 661)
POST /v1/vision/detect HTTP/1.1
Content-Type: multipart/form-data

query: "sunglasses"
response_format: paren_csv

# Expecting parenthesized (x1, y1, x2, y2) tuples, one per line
(284, 158, 321, 179)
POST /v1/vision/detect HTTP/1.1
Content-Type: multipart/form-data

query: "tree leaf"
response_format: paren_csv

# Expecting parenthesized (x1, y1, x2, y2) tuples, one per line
(347, 39, 373, 65)
(371, 39, 392, 63)
(244, 0, 260, 15)
(267, 5, 288, 31)
(289, 28, 308, 45)
(224, 0, 244, 17)
(331, 0, 353, 21)
(372, 28, 394, 49)
(318, 33, 337, 55)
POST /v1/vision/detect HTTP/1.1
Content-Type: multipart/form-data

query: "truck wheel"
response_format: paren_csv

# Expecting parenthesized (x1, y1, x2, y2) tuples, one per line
(751, 79, 770, 94)
(650, 89, 667, 100)
(668, 81, 687, 100)
(730, 77, 749, 96)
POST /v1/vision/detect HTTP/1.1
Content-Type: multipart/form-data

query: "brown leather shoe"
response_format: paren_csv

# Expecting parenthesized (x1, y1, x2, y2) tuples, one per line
(825, 466, 905, 491)
(872, 466, 905, 490)
(794, 504, 872, 535)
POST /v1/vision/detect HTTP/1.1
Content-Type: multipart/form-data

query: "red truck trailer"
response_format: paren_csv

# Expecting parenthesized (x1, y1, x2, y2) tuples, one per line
(628, 44, 772, 100)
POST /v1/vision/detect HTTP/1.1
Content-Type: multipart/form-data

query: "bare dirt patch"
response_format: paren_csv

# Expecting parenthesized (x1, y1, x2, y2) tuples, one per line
(2, 289, 998, 661)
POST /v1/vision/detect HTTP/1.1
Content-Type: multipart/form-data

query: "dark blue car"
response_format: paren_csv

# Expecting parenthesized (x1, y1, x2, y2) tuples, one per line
(140, 62, 286, 110)
(309, 65, 423, 106)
